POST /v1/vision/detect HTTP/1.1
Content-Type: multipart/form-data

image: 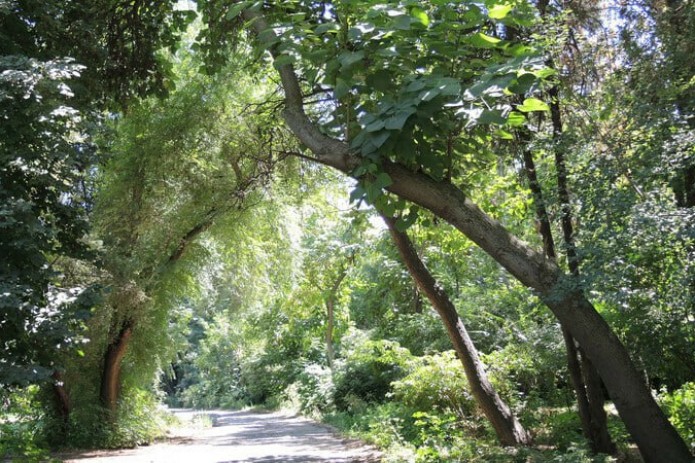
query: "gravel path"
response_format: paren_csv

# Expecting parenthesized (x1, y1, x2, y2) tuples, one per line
(58, 409, 381, 463)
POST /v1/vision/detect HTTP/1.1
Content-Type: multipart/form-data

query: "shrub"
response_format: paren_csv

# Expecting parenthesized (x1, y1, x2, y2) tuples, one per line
(483, 341, 568, 408)
(660, 382, 695, 451)
(391, 351, 475, 419)
(0, 386, 55, 462)
(333, 340, 412, 411)
(60, 388, 171, 449)
(292, 363, 334, 414)
(239, 357, 301, 405)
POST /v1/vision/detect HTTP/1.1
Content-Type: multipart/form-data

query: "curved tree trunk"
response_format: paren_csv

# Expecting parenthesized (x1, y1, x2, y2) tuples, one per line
(245, 9, 694, 461)
(383, 214, 531, 447)
(100, 319, 134, 413)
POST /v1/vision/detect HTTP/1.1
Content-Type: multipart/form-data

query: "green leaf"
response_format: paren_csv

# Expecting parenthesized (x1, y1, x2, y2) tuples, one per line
(478, 109, 507, 125)
(494, 129, 515, 140)
(508, 73, 537, 94)
(339, 50, 365, 69)
(385, 108, 415, 130)
(419, 87, 441, 102)
(349, 185, 366, 204)
(392, 15, 412, 30)
(410, 7, 430, 26)
(372, 172, 393, 190)
(469, 33, 502, 48)
(395, 211, 418, 232)
(370, 130, 391, 148)
(506, 111, 526, 126)
(367, 70, 392, 93)
(488, 4, 513, 19)
(226, 2, 250, 20)
(315, 22, 339, 34)
(516, 97, 549, 112)
(366, 120, 386, 132)
(334, 78, 350, 99)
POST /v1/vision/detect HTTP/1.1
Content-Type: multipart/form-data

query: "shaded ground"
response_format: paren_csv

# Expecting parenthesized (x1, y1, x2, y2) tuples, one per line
(57, 409, 381, 463)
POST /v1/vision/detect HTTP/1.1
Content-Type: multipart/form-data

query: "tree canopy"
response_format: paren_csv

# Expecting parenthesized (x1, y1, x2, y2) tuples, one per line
(1, 1, 694, 462)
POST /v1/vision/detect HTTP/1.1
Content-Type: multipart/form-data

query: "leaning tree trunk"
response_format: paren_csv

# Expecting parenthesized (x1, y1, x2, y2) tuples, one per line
(100, 319, 134, 413)
(383, 215, 531, 447)
(519, 127, 615, 454)
(245, 8, 694, 462)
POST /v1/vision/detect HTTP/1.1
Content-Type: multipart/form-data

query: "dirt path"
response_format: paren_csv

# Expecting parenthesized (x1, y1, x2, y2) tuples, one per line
(57, 409, 381, 463)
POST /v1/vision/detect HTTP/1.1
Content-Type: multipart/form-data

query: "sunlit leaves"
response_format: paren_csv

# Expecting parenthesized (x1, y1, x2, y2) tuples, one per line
(488, 4, 513, 20)
(516, 97, 549, 112)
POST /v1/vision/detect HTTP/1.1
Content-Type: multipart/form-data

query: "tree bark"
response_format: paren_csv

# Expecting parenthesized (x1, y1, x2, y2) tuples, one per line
(519, 128, 615, 454)
(52, 370, 71, 424)
(325, 297, 335, 367)
(383, 214, 532, 446)
(100, 319, 134, 412)
(325, 270, 347, 369)
(245, 8, 694, 461)
(548, 86, 616, 454)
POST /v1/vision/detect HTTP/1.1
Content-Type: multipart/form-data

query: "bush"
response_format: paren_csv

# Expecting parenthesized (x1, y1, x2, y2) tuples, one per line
(333, 340, 412, 411)
(239, 357, 301, 405)
(0, 386, 55, 462)
(292, 363, 334, 414)
(59, 388, 171, 449)
(391, 351, 475, 419)
(660, 382, 695, 451)
(483, 340, 568, 408)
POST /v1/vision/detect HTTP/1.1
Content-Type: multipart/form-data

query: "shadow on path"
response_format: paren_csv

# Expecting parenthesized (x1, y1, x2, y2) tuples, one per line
(57, 409, 381, 463)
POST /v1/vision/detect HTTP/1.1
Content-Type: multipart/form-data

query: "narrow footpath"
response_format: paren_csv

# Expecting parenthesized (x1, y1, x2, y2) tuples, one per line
(58, 409, 381, 463)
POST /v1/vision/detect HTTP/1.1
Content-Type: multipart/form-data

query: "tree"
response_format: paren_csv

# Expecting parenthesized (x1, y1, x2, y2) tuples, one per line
(383, 214, 531, 446)
(198, 2, 693, 461)
(1, 0, 96, 391)
(1, 0, 192, 420)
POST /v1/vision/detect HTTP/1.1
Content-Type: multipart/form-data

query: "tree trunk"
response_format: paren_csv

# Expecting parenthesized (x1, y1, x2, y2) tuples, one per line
(100, 319, 134, 412)
(412, 285, 423, 314)
(548, 87, 616, 454)
(520, 128, 615, 454)
(246, 10, 693, 461)
(52, 370, 71, 424)
(383, 214, 532, 447)
(581, 349, 616, 453)
(325, 297, 335, 368)
(325, 270, 347, 369)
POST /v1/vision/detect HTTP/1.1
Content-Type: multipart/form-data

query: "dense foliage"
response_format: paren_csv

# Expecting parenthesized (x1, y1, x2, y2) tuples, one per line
(2, 0, 694, 462)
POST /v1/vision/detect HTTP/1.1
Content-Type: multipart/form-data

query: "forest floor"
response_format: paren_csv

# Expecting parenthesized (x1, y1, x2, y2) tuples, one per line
(55, 409, 382, 463)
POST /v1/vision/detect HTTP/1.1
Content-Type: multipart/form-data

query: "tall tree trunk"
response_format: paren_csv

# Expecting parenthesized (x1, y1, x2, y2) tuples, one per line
(246, 10, 694, 461)
(383, 214, 531, 447)
(100, 319, 134, 412)
(548, 87, 616, 454)
(325, 270, 347, 369)
(519, 128, 615, 454)
(325, 297, 335, 368)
